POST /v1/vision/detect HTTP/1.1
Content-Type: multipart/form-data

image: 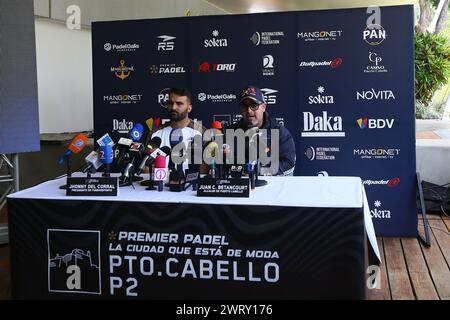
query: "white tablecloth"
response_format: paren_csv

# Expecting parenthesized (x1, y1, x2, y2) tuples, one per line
(8, 173, 380, 262)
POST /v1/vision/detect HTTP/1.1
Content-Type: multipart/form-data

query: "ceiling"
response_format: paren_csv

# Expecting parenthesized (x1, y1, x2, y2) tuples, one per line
(33, 0, 417, 27)
(205, 0, 417, 13)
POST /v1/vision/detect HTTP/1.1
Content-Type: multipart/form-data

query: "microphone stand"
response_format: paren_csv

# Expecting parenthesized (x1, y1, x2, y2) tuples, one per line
(59, 155, 72, 190)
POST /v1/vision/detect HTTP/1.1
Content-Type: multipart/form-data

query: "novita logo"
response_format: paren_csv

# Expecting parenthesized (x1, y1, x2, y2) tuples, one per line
(365, 52, 388, 73)
(302, 111, 345, 137)
(198, 61, 237, 72)
(297, 30, 343, 41)
(251, 31, 285, 46)
(356, 118, 394, 129)
(354, 148, 400, 159)
(363, 24, 387, 46)
(371, 200, 391, 219)
(157, 35, 176, 51)
(158, 88, 171, 108)
(363, 178, 401, 187)
(103, 94, 143, 105)
(149, 63, 186, 74)
(309, 86, 334, 105)
(305, 146, 340, 161)
(198, 93, 236, 103)
(260, 88, 278, 105)
(104, 43, 140, 52)
(204, 30, 228, 48)
(357, 89, 395, 100)
(112, 119, 133, 133)
(263, 55, 275, 76)
(299, 58, 343, 68)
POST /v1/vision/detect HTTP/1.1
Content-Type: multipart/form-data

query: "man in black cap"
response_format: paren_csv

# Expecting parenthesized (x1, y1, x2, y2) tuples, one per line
(228, 85, 296, 176)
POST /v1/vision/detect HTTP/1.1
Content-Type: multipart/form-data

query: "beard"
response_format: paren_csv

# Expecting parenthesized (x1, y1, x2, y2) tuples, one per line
(169, 109, 188, 122)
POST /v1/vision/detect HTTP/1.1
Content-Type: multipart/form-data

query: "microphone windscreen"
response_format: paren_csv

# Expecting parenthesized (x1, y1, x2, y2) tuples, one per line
(68, 133, 88, 154)
(149, 136, 162, 149)
(129, 123, 144, 141)
(154, 155, 166, 168)
(204, 141, 219, 158)
(99, 145, 113, 164)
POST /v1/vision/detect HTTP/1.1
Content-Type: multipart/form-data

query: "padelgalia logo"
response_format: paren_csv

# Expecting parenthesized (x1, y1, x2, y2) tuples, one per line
(104, 42, 140, 52)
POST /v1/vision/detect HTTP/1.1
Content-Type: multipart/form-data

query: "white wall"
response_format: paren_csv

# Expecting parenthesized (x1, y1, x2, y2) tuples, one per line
(35, 18, 93, 133)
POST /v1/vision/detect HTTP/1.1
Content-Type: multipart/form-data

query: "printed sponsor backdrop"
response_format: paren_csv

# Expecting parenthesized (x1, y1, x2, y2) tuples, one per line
(92, 6, 416, 237)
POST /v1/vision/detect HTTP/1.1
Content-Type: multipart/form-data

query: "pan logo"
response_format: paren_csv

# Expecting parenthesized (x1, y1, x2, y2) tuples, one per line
(363, 24, 387, 45)
(47, 229, 101, 295)
(158, 88, 171, 108)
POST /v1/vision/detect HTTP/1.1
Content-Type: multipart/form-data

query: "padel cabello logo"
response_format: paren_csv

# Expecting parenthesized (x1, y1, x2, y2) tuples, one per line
(47, 229, 101, 295)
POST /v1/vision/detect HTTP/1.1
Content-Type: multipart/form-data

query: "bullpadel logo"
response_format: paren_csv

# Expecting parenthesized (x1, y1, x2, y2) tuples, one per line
(47, 229, 101, 295)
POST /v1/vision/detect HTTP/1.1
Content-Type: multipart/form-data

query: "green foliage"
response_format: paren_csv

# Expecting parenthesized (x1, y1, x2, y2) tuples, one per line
(415, 32, 450, 107)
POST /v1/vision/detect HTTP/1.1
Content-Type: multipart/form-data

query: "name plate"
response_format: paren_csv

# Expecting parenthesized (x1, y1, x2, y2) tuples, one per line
(66, 177, 118, 196)
(197, 178, 249, 198)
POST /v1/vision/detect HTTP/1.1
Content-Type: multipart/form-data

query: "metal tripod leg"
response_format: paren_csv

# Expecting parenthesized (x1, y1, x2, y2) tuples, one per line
(417, 172, 431, 247)
(0, 154, 19, 245)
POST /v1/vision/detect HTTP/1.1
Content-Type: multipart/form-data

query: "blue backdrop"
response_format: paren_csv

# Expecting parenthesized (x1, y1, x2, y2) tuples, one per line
(92, 5, 417, 237)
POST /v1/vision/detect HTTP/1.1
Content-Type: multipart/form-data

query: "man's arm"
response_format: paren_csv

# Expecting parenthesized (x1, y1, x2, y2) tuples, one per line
(276, 126, 296, 176)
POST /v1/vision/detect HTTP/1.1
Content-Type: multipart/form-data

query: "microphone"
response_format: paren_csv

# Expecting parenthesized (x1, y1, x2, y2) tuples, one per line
(204, 141, 219, 178)
(99, 145, 113, 177)
(58, 133, 89, 189)
(119, 142, 143, 186)
(153, 155, 167, 192)
(58, 133, 88, 164)
(136, 136, 162, 176)
(129, 123, 144, 141)
(96, 133, 114, 147)
(115, 137, 133, 166)
(82, 150, 103, 176)
(141, 145, 170, 188)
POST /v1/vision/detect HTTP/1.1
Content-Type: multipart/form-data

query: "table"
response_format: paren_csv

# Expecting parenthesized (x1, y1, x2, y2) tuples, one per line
(7, 174, 380, 299)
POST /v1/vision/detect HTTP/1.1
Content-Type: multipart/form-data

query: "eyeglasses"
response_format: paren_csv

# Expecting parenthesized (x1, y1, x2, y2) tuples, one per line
(240, 102, 261, 112)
